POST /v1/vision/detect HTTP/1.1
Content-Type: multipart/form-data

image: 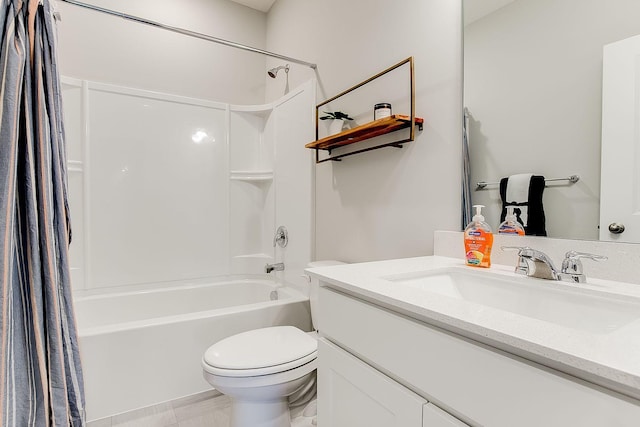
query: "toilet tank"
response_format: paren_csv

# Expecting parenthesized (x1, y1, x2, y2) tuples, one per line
(307, 260, 345, 331)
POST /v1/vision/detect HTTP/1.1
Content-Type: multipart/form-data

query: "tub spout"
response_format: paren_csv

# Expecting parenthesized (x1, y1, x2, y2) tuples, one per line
(265, 263, 285, 273)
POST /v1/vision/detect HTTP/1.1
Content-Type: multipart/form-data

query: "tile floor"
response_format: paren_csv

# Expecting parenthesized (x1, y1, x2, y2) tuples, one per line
(87, 391, 316, 427)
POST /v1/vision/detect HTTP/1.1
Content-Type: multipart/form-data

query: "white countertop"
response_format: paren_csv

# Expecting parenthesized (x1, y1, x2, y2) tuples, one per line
(307, 256, 640, 401)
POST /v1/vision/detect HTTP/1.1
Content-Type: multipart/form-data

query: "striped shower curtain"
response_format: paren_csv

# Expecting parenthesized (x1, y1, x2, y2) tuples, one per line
(0, 0, 85, 426)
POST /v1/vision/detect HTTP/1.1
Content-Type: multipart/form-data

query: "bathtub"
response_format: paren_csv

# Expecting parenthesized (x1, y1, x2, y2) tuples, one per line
(74, 279, 311, 421)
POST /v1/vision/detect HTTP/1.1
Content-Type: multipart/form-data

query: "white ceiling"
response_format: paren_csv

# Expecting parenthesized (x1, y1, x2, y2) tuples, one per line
(463, 0, 516, 26)
(230, 0, 516, 23)
(228, 0, 276, 13)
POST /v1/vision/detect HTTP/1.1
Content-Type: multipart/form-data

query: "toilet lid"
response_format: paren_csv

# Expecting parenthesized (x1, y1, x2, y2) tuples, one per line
(203, 326, 317, 371)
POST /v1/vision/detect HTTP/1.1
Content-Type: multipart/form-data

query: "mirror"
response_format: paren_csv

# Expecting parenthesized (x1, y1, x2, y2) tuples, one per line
(463, 0, 640, 241)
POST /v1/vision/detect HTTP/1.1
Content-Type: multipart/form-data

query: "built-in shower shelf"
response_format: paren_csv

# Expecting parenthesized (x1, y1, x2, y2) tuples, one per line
(233, 253, 272, 259)
(230, 104, 273, 118)
(230, 170, 274, 181)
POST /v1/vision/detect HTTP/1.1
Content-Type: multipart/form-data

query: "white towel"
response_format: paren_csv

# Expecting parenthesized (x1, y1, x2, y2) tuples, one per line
(506, 174, 533, 226)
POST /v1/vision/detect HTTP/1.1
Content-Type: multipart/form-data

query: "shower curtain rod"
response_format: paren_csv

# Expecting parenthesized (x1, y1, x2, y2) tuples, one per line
(59, 0, 317, 69)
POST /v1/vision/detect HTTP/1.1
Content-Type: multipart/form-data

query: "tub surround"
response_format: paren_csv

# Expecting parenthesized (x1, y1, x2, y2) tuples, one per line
(62, 78, 314, 293)
(307, 256, 640, 402)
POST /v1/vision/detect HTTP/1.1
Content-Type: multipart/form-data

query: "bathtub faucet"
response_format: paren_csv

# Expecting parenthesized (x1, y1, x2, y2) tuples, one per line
(265, 262, 285, 274)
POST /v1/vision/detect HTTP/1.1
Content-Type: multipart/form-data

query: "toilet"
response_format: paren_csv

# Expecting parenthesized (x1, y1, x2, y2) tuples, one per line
(201, 261, 344, 427)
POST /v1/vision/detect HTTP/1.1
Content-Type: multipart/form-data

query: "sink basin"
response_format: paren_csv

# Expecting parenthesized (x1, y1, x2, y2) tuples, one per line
(384, 268, 640, 334)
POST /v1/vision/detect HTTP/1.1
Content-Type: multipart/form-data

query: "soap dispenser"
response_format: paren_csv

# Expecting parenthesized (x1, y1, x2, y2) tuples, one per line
(464, 205, 493, 268)
(498, 206, 525, 236)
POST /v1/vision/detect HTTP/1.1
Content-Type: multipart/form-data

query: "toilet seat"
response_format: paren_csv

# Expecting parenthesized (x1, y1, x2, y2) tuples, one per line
(202, 326, 317, 377)
(203, 351, 317, 377)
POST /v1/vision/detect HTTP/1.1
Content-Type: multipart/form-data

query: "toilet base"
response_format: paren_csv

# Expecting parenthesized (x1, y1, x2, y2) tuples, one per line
(230, 398, 290, 427)
(204, 369, 316, 427)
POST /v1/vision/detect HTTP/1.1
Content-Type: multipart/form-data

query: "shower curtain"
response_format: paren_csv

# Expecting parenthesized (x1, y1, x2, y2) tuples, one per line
(0, 1, 85, 426)
(462, 108, 472, 229)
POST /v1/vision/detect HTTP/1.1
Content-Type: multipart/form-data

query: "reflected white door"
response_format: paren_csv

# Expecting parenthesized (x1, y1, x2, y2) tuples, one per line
(600, 34, 640, 242)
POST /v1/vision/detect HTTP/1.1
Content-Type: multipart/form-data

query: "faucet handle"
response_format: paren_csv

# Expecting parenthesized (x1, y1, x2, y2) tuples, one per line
(273, 226, 288, 248)
(561, 251, 607, 275)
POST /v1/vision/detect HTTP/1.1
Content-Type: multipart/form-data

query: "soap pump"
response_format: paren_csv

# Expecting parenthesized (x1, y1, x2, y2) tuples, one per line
(498, 206, 525, 236)
(464, 205, 493, 268)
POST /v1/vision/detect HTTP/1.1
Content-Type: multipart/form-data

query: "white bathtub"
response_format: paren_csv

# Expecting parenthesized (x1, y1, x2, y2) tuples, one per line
(74, 279, 311, 421)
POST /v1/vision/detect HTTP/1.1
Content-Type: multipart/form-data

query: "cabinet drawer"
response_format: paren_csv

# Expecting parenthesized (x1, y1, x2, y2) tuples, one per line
(423, 403, 469, 427)
(318, 338, 426, 426)
(319, 286, 640, 427)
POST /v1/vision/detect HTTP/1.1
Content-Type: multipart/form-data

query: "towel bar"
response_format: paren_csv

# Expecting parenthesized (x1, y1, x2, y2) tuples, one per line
(476, 175, 580, 190)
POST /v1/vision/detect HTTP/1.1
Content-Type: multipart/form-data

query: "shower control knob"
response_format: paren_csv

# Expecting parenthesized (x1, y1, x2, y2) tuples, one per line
(273, 226, 289, 248)
(608, 223, 625, 234)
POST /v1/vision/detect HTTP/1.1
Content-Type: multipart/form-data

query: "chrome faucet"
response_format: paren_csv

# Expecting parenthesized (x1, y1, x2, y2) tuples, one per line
(502, 247, 606, 283)
(265, 262, 284, 274)
(503, 246, 559, 280)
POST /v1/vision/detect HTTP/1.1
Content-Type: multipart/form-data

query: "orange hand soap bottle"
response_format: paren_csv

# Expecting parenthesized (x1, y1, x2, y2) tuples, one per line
(464, 205, 493, 268)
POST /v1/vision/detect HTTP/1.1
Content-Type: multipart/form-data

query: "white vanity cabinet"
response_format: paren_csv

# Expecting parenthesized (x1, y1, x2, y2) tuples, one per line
(317, 286, 640, 427)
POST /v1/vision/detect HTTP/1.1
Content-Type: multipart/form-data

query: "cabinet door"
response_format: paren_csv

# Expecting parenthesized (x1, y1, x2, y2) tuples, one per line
(423, 403, 469, 427)
(318, 338, 426, 427)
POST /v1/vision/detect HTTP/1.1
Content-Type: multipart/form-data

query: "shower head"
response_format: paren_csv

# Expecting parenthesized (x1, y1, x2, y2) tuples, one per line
(268, 64, 290, 78)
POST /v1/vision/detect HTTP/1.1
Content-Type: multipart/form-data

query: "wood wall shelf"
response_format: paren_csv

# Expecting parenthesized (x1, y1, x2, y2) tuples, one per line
(305, 115, 424, 151)
(308, 57, 421, 163)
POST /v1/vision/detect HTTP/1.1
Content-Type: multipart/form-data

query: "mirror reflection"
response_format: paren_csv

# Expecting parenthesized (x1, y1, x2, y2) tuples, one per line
(463, 0, 640, 242)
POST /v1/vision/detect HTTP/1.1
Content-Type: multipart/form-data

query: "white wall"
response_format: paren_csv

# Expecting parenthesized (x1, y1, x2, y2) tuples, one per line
(465, 0, 640, 240)
(57, 0, 268, 104)
(266, 0, 463, 263)
(463, 0, 515, 26)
